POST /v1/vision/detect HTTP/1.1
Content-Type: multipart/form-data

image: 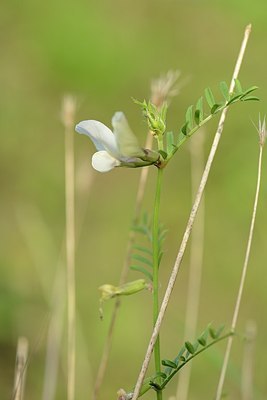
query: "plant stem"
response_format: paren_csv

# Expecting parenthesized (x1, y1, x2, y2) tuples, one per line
(13, 337, 29, 400)
(215, 143, 263, 400)
(63, 95, 76, 400)
(152, 166, 163, 400)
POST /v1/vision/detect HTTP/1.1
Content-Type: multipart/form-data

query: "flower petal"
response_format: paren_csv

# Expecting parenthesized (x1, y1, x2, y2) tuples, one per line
(75, 120, 119, 156)
(92, 151, 120, 172)
(112, 112, 144, 157)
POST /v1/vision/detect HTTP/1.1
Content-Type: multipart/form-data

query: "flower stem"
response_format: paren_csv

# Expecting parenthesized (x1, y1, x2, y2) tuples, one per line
(152, 165, 164, 400)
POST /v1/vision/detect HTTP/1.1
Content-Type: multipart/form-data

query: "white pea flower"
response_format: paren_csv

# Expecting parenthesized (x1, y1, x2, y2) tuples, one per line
(75, 112, 159, 172)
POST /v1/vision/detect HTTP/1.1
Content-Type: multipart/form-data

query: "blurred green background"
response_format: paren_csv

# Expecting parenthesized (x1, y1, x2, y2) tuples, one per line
(1, 0, 267, 399)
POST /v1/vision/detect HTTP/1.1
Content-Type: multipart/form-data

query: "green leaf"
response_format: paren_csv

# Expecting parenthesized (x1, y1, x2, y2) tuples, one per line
(185, 105, 194, 130)
(158, 150, 168, 159)
(195, 96, 204, 124)
(159, 229, 168, 243)
(158, 251, 164, 268)
(161, 359, 177, 369)
(241, 96, 260, 102)
(219, 81, 230, 101)
(132, 245, 152, 256)
(214, 324, 225, 339)
(209, 326, 217, 339)
(166, 131, 175, 154)
(234, 79, 243, 93)
(242, 85, 258, 96)
(211, 103, 223, 114)
(131, 226, 147, 235)
(194, 109, 200, 126)
(181, 122, 188, 136)
(130, 265, 153, 281)
(197, 324, 211, 346)
(131, 254, 152, 267)
(185, 341, 195, 354)
(204, 87, 216, 108)
(198, 336, 207, 346)
(157, 372, 167, 379)
(227, 94, 243, 105)
(193, 341, 200, 352)
(142, 212, 149, 225)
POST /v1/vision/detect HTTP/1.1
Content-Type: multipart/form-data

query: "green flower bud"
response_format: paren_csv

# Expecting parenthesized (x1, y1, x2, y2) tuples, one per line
(134, 99, 167, 137)
(99, 279, 149, 318)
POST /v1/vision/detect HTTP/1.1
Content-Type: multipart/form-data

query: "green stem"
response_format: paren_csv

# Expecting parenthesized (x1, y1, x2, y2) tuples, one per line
(152, 136, 164, 399)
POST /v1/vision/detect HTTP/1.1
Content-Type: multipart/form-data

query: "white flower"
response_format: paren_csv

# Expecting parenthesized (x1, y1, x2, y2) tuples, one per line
(75, 112, 159, 172)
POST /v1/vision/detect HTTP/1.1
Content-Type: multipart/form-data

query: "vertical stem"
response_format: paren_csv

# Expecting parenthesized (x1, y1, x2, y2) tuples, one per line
(152, 167, 163, 400)
(215, 145, 263, 400)
(64, 96, 76, 400)
(241, 320, 257, 400)
(13, 337, 29, 400)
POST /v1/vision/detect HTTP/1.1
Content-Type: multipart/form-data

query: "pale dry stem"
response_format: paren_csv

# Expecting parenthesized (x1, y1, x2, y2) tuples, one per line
(215, 141, 263, 400)
(13, 337, 29, 400)
(131, 24, 252, 400)
(63, 95, 76, 400)
(241, 320, 257, 400)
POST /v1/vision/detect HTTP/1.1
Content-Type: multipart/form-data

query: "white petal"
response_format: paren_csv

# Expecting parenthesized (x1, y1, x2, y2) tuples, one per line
(112, 112, 144, 157)
(75, 120, 119, 156)
(92, 151, 120, 172)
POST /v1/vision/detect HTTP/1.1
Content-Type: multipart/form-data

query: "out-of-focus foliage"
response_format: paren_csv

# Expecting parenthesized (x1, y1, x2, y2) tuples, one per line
(1, 0, 267, 399)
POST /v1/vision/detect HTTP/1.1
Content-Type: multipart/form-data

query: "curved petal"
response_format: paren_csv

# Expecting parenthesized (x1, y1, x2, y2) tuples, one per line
(92, 151, 120, 172)
(75, 120, 119, 156)
(112, 112, 144, 157)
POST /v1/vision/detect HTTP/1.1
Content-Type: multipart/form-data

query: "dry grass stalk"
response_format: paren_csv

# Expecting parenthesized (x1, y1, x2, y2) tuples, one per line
(175, 130, 205, 400)
(42, 268, 65, 400)
(241, 320, 257, 400)
(215, 114, 265, 400)
(94, 72, 181, 400)
(13, 337, 29, 400)
(131, 24, 252, 400)
(63, 95, 76, 400)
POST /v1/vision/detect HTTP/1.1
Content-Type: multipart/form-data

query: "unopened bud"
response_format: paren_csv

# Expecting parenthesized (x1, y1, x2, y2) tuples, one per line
(99, 279, 149, 318)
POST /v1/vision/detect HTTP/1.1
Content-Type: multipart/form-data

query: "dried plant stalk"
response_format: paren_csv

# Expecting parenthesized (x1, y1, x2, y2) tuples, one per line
(63, 95, 76, 400)
(13, 337, 29, 400)
(241, 320, 257, 400)
(131, 24, 252, 400)
(215, 116, 265, 400)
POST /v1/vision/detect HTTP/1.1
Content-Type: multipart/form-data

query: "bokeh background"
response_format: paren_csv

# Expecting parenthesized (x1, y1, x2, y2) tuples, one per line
(1, 0, 267, 399)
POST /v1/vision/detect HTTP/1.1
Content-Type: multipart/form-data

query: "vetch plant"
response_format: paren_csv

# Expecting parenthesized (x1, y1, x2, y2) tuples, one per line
(75, 24, 262, 400)
(75, 112, 159, 172)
